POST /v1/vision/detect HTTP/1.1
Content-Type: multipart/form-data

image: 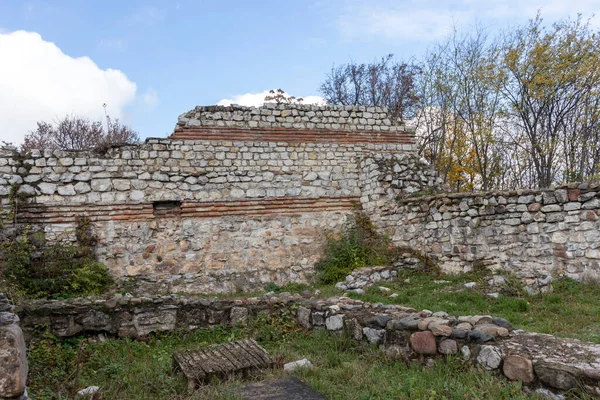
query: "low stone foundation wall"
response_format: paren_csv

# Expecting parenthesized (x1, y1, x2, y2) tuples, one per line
(17, 294, 600, 397)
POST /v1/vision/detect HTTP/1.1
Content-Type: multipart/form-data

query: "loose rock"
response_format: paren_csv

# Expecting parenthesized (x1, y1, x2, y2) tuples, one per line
(0, 325, 28, 399)
(477, 345, 502, 370)
(325, 315, 344, 331)
(438, 339, 458, 355)
(503, 355, 535, 383)
(284, 359, 314, 372)
(534, 361, 580, 391)
(410, 331, 437, 355)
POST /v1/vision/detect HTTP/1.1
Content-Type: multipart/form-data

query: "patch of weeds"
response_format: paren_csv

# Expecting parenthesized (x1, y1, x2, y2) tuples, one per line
(1, 218, 112, 299)
(28, 333, 82, 398)
(251, 305, 300, 343)
(497, 273, 527, 297)
(470, 260, 490, 276)
(315, 211, 397, 284)
(263, 282, 280, 293)
(29, 324, 587, 400)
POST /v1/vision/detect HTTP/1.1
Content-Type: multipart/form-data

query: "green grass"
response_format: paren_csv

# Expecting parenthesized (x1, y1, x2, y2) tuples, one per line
(337, 270, 600, 343)
(235, 268, 600, 343)
(29, 326, 561, 400)
(168, 268, 600, 343)
(26, 270, 600, 399)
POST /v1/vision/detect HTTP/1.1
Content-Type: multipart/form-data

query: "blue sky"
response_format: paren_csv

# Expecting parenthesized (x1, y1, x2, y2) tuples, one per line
(0, 0, 598, 143)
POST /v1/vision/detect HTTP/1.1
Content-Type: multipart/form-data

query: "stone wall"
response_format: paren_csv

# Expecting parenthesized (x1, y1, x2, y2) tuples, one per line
(175, 104, 410, 132)
(8, 103, 599, 293)
(0, 105, 443, 294)
(17, 293, 600, 397)
(374, 183, 600, 291)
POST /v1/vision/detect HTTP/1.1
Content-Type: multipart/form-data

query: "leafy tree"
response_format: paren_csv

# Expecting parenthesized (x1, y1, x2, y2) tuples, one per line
(497, 14, 600, 188)
(415, 26, 504, 191)
(321, 13, 600, 190)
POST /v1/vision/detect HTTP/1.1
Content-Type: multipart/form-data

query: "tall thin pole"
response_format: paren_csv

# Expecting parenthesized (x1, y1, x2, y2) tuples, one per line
(102, 103, 110, 133)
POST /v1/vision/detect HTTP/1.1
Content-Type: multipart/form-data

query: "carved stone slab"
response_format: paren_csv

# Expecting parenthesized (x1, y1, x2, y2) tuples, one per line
(172, 339, 273, 391)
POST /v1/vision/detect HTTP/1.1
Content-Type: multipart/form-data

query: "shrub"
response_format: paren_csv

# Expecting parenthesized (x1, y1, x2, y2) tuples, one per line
(315, 211, 398, 284)
(2, 219, 112, 299)
(251, 305, 300, 342)
(4, 240, 112, 299)
(69, 260, 113, 296)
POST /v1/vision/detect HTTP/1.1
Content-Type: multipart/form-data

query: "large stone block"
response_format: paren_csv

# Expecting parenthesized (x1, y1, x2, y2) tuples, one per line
(503, 355, 534, 383)
(409, 331, 437, 355)
(0, 324, 28, 398)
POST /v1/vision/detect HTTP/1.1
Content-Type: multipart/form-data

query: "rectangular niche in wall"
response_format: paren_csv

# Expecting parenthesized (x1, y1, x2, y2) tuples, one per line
(152, 200, 182, 217)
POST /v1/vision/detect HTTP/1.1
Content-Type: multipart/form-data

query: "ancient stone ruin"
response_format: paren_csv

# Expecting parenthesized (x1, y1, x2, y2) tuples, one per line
(2, 104, 600, 398)
(2, 103, 598, 294)
(0, 104, 442, 294)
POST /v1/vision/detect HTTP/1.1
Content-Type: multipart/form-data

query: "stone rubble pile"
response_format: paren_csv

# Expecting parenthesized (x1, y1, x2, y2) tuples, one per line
(17, 293, 600, 397)
(335, 266, 400, 293)
(334, 254, 423, 292)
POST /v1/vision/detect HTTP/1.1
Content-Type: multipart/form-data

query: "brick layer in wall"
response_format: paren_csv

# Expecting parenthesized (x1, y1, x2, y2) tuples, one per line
(170, 127, 415, 144)
(16, 196, 359, 223)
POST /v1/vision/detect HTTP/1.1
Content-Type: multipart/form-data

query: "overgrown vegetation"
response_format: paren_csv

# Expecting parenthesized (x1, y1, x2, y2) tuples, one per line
(27, 315, 567, 400)
(315, 211, 398, 284)
(23, 260, 600, 398)
(1, 217, 112, 299)
(251, 267, 600, 344)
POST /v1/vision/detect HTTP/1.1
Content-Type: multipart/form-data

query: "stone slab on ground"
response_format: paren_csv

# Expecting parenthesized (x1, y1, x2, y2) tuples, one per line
(172, 339, 273, 391)
(238, 377, 328, 400)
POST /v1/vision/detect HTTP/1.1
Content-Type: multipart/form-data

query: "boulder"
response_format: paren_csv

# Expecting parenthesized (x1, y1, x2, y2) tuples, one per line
(438, 339, 458, 355)
(296, 306, 311, 329)
(410, 331, 437, 355)
(362, 327, 385, 344)
(503, 355, 535, 383)
(474, 324, 509, 337)
(477, 345, 502, 370)
(430, 324, 453, 337)
(534, 361, 580, 391)
(0, 324, 28, 398)
(325, 315, 344, 331)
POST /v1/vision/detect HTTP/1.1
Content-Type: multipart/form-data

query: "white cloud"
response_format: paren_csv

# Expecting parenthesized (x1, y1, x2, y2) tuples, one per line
(217, 90, 325, 107)
(141, 87, 159, 109)
(336, 0, 600, 41)
(0, 30, 137, 145)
